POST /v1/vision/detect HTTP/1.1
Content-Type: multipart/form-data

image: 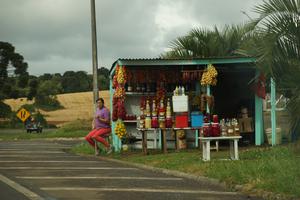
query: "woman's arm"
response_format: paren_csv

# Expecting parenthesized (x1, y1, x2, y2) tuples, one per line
(97, 116, 110, 124)
(92, 118, 95, 129)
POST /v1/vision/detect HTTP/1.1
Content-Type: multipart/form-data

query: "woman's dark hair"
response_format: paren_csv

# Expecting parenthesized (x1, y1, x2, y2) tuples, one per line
(96, 98, 104, 104)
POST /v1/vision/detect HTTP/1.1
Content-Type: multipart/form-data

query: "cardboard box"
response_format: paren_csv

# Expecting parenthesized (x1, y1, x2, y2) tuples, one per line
(238, 117, 254, 133)
(172, 95, 188, 112)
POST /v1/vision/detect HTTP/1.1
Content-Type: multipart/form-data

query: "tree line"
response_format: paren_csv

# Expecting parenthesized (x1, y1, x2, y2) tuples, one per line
(28, 67, 110, 100)
(0, 41, 110, 117)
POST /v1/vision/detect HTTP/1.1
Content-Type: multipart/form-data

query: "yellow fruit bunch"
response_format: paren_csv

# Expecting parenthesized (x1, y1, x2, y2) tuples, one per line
(200, 64, 218, 86)
(207, 64, 218, 77)
(115, 120, 127, 139)
(117, 66, 126, 85)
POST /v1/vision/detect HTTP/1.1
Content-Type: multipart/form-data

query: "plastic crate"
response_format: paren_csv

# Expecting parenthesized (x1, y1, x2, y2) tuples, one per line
(175, 114, 188, 128)
(191, 112, 203, 127)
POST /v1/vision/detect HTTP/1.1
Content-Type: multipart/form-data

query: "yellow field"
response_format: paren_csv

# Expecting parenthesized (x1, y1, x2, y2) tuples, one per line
(4, 91, 111, 126)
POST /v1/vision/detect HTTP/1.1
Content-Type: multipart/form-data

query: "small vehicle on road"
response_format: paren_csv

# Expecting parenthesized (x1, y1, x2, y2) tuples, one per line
(25, 118, 43, 133)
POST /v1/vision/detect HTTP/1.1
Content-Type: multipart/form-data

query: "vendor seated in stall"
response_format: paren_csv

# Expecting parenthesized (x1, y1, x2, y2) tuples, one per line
(85, 98, 112, 154)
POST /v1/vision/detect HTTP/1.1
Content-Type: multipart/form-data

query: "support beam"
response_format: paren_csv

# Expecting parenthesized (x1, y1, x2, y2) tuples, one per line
(255, 71, 264, 145)
(110, 69, 121, 152)
(271, 78, 277, 146)
(206, 85, 210, 113)
(195, 81, 201, 148)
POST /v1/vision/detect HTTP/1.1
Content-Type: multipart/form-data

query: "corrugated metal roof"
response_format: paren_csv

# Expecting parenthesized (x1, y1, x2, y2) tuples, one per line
(109, 56, 256, 74)
(117, 55, 252, 61)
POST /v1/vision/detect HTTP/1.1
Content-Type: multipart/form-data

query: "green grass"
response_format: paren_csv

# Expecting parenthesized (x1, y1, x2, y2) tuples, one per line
(70, 142, 114, 156)
(60, 119, 91, 132)
(71, 142, 300, 199)
(70, 142, 95, 155)
(0, 129, 87, 140)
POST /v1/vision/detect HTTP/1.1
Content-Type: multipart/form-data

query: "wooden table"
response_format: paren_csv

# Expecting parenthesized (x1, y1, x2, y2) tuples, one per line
(137, 127, 202, 155)
(199, 136, 242, 161)
(137, 128, 171, 155)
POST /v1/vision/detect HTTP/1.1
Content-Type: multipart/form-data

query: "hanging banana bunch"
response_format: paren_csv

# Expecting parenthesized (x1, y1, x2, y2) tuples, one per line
(117, 66, 127, 85)
(201, 64, 218, 86)
(115, 119, 127, 139)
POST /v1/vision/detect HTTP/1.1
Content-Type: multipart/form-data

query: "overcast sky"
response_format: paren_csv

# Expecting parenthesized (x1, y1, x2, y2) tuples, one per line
(0, 0, 262, 76)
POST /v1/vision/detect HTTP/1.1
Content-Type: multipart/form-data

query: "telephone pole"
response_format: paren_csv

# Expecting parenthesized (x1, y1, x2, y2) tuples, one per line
(90, 0, 99, 111)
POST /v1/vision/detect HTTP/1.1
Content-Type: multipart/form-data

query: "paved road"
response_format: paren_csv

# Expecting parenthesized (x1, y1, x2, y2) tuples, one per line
(0, 140, 263, 200)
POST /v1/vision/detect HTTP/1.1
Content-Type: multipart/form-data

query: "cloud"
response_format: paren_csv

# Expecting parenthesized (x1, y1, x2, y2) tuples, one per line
(0, 0, 262, 75)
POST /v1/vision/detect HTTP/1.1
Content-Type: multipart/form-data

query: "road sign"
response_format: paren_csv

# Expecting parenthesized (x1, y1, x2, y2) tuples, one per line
(16, 108, 31, 122)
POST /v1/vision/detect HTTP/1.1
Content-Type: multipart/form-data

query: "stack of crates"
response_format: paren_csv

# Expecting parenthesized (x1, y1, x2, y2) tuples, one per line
(172, 95, 189, 128)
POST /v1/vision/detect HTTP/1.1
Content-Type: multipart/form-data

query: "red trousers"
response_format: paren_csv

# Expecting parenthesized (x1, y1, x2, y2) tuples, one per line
(85, 128, 111, 148)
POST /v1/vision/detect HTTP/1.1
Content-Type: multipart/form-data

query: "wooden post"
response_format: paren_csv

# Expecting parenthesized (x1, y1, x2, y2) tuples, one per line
(161, 130, 167, 154)
(90, 0, 99, 112)
(142, 130, 147, 155)
(174, 130, 179, 151)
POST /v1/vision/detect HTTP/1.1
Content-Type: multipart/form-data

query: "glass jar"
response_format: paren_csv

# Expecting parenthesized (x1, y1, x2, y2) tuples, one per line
(211, 123, 220, 137)
(203, 124, 212, 137)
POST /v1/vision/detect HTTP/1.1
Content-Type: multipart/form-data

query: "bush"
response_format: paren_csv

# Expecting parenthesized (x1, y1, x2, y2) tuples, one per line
(35, 95, 63, 111)
(0, 101, 12, 118)
(20, 104, 36, 113)
(9, 111, 25, 128)
(33, 111, 48, 127)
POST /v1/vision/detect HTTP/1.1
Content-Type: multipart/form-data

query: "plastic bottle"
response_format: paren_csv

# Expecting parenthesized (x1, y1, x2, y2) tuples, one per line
(175, 86, 179, 96)
(182, 86, 185, 95)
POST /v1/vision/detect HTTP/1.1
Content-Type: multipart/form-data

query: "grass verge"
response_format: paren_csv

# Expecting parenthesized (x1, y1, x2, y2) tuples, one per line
(0, 129, 87, 140)
(71, 141, 300, 199)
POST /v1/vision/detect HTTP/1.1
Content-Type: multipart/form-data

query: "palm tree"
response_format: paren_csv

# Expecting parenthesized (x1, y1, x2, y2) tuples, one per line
(161, 24, 252, 58)
(248, 0, 300, 138)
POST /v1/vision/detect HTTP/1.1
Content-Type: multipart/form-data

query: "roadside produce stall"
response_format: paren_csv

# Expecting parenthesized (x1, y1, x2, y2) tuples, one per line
(109, 57, 274, 152)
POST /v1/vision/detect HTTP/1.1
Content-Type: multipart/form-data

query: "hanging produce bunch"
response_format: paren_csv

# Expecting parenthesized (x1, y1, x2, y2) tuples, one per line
(112, 65, 127, 121)
(112, 98, 126, 121)
(112, 98, 118, 121)
(112, 65, 120, 89)
(114, 87, 125, 98)
(201, 64, 218, 86)
(156, 73, 166, 102)
(117, 66, 127, 85)
(182, 70, 202, 82)
(115, 119, 127, 139)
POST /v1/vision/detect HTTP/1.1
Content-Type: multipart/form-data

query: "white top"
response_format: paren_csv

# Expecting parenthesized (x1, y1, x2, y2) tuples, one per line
(199, 136, 242, 140)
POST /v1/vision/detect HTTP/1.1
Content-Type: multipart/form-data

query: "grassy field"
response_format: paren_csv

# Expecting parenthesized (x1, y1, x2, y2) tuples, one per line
(4, 90, 110, 126)
(71, 142, 300, 199)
